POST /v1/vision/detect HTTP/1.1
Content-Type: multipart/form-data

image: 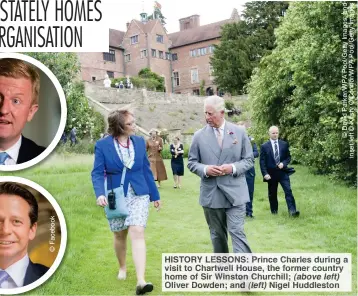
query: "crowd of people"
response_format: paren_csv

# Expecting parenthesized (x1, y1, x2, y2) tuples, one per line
(90, 95, 299, 295)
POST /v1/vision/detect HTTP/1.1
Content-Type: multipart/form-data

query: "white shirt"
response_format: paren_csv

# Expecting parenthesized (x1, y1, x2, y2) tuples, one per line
(204, 120, 236, 176)
(270, 139, 280, 156)
(0, 136, 22, 165)
(0, 254, 29, 288)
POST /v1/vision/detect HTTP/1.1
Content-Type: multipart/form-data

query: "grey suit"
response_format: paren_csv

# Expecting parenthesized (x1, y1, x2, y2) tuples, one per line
(188, 121, 254, 253)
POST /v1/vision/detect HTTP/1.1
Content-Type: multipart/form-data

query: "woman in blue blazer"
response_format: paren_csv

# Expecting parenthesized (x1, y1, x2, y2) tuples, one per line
(91, 109, 161, 295)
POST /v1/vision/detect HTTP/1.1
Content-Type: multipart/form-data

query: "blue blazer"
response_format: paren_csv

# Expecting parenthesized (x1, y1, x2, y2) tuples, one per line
(91, 135, 160, 202)
(259, 139, 291, 177)
(245, 136, 259, 177)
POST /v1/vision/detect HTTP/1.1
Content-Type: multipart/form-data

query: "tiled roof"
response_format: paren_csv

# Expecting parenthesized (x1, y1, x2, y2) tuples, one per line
(133, 19, 159, 33)
(109, 29, 125, 48)
(168, 19, 232, 48)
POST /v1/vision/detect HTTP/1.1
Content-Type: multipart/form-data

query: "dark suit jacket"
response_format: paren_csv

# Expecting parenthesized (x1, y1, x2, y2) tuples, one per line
(260, 139, 294, 180)
(245, 136, 259, 177)
(23, 260, 49, 286)
(91, 135, 160, 202)
(17, 136, 46, 164)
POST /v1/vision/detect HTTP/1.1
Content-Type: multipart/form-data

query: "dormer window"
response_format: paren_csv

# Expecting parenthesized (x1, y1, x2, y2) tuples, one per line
(130, 35, 138, 44)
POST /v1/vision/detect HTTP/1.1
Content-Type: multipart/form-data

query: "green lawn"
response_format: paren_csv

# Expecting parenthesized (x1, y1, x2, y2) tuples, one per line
(1, 154, 356, 296)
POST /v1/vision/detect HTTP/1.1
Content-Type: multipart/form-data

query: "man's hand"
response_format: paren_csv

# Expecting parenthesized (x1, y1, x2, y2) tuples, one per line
(206, 165, 223, 176)
(264, 174, 271, 181)
(278, 163, 284, 169)
(154, 200, 161, 211)
(219, 164, 233, 175)
(96, 195, 107, 207)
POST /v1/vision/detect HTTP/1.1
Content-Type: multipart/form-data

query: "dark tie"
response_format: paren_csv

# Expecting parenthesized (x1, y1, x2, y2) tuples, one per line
(0, 270, 10, 285)
(0, 152, 9, 165)
(274, 141, 280, 165)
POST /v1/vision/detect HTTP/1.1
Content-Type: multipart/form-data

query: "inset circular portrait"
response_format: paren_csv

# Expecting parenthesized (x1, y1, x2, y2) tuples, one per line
(0, 53, 67, 171)
(0, 177, 67, 294)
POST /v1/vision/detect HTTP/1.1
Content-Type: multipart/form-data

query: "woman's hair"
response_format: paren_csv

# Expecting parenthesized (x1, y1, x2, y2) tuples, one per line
(0, 58, 40, 105)
(107, 109, 133, 137)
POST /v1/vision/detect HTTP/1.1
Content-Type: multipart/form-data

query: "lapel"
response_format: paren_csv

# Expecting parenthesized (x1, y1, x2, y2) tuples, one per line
(23, 261, 36, 286)
(130, 135, 139, 166)
(109, 136, 124, 171)
(205, 125, 221, 160)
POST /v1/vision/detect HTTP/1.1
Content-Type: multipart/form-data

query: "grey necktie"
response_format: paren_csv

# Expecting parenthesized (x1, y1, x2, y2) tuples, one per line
(216, 128, 222, 149)
(0, 270, 10, 285)
(274, 141, 280, 165)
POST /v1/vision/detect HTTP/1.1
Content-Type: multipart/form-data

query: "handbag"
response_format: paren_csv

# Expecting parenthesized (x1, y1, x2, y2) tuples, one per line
(104, 168, 129, 219)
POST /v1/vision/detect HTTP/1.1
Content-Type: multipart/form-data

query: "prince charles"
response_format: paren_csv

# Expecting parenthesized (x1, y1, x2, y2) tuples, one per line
(188, 96, 253, 253)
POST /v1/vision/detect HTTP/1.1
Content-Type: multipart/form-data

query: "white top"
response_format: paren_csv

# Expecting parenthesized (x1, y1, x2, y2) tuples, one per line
(0, 136, 22, 165)
(0, 254, 29, 288)
(103, 79, 111, 88)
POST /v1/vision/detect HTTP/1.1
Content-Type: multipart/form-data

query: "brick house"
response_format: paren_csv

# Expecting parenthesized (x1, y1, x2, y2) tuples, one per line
(78, 9, 239, 94)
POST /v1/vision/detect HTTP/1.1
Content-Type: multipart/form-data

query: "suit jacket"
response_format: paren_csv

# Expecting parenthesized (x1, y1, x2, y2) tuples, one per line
(259, 139, 293, 180)
(245, 136, 259, 178)
(23, 260, 49, 286)
(187, 122, 254, 208)
(91, 135, 160, 202)
(17, 136, 46, 164)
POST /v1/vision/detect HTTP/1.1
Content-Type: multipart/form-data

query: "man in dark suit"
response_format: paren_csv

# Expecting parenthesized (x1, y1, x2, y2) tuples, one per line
(237, 122, 259, 218)
(259, 126, 299, 217)
(0, 58, 46, 165)
(0, 182, 48, 288)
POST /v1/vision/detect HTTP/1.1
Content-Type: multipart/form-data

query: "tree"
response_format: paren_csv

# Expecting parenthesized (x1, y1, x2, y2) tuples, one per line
(25, 53, 105, 140)
(148, 2, 166, 27)
(248, 1, 357, 185)
(210, 1, 288, 94)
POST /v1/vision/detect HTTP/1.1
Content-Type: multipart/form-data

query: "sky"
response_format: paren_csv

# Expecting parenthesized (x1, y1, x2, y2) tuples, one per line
(105, 0, 247, 33)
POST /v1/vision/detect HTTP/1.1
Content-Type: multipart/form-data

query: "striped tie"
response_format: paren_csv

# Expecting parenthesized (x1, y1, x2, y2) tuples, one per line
(274, 141, 280, 165)
(0, 270, 10, 285)
(0, 152, 9, 165)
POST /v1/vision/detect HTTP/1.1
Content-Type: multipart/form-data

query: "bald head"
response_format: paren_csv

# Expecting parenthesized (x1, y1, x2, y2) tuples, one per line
(269, 126, 279, 140)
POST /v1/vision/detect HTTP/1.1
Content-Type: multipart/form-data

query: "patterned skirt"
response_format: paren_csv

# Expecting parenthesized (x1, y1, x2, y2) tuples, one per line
(107, 187, 150, 232)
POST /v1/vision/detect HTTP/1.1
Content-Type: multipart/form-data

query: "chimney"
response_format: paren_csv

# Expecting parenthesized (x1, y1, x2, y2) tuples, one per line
(126, 22, 130, 29)
(230, 8, 240, 22)
(179, 15, 200, 31)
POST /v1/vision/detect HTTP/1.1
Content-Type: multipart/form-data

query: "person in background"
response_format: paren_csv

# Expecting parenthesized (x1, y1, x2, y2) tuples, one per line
(70, 127, 77, 146)
(259, 126, 299, 217)
(103, 74, 111, 88)
(91, 109, 161, 295)
(146, 129, 167, 188)
(237, 121, 259, 218)
(170, 137, 184, 189)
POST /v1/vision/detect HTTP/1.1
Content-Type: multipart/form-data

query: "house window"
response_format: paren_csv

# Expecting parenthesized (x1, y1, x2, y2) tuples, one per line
(197, 48, 201, 56)
(192, 89, 200, 96)
(190, 49, 196, 57)
(165, 52, 171, 60)
(130, 35, 138, 44)
(159, 51, 164, 59)
(173, 72, 179, 86)
(172, 53, 178, 61)
(125, 54, 131, 62)
(107, 71, 114, 78)
(140, 50, 147, 58)
(200, 47, 207, 55)
(156, 34, 164, 43)
(191, 68, 199, 84)
(92, 76, 96, 81)
(209, 45, 215, 54)
(151, 49, 157, 57)
(103, 49, 116, 62)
